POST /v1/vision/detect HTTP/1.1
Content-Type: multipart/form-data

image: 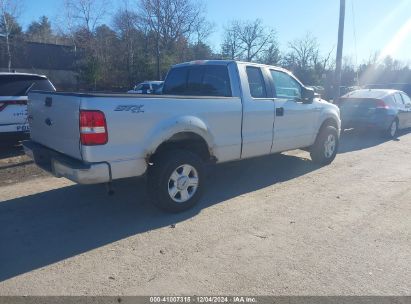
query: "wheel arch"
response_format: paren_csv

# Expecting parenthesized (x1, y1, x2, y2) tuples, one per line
(145, 116, 216, 164)
(319, 117, 340, 132)
(311, 115, 340, 145)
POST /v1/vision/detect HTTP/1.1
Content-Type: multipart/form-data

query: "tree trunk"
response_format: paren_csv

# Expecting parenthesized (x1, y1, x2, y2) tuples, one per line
(6, 34, 11, 72)
(2, 13, 12, 72)
(156, 39, 161, 80)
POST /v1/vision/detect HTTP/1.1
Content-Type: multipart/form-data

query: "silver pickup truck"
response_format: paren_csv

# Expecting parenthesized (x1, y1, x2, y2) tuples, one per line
(24, 60, 341, 212)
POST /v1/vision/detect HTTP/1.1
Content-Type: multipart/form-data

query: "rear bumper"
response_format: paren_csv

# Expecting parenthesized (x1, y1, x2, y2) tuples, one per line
(341, 116, 393, 131)
(23, 140, 111, 184)
(0, 131, 30, 141)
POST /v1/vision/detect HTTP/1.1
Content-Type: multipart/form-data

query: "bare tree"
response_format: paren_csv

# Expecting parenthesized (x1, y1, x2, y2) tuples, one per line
(221, 19, 276, 62)
(285, 33, 320, 71)
(283, 33, 330, 84)
(57, 0, 110, 52)
(54, 0, 111, 90)
(137, 0, 204, 79)
(258, 42, 281, 66)
(318, 46, 335, 71)
(63, 0, 109, 34)
(191, 14, 214, 45)
(113, 0, 141, 85)
(0, 0, 22, 71)
(221, 24, 242, 60)
(235, 19, 276, 62)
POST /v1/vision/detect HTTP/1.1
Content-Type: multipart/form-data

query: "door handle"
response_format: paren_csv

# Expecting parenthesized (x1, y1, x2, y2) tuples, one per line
(276, 107, 284, 116)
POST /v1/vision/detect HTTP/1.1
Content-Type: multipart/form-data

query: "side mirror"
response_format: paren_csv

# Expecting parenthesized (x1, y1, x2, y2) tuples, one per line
(301, 87, 315, 103)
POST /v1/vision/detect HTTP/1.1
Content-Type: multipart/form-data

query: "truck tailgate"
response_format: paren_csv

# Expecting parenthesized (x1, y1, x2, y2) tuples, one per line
(28, 92, 82, 160)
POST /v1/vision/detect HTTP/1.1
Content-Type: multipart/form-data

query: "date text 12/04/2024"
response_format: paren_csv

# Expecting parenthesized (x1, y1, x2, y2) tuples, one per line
(149, 296, 257, 303)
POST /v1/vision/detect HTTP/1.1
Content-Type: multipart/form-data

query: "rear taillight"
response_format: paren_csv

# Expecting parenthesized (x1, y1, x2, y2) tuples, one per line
(0, 100, 27, 112)
(79, 110, 108, 145)
(376, 100, 389, 109)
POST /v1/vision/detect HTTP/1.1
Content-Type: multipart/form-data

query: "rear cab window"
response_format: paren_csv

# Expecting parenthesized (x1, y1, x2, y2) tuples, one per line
(0, 75, 55, 96)
(163, 65, 232, 97)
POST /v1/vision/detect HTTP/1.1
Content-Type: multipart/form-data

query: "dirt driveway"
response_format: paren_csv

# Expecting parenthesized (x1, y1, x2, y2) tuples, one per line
(0, 131, 410, 295)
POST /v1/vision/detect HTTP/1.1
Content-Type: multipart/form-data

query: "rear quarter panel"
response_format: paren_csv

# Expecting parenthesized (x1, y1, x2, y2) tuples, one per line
(80, 96, 243, 165)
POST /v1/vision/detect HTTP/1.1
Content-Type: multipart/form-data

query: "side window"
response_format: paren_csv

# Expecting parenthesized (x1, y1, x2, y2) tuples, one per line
(142, 84, 150, 90)
(401, 93, 411, 105)
(246, 66, 267, 98)
(270, 70, 302, 99)
(387, 95, 396, 105)
(393, 93, 402, 104)
(152, 83, 162, 91)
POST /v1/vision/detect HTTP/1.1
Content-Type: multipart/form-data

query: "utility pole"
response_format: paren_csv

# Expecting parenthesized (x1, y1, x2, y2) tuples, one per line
(334, 0, 346, 103)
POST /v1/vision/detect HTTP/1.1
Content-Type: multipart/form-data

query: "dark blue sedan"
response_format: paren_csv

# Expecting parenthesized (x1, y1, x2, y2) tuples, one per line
(339, 89, 411, 138)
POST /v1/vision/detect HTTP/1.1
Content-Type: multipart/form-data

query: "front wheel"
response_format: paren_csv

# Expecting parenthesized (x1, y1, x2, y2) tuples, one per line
(147, 150, 205, 213)
(310, 125, 339, 165)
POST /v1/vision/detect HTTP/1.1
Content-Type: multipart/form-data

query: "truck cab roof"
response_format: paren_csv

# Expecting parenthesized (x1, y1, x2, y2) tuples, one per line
(172, 60, 291, 74)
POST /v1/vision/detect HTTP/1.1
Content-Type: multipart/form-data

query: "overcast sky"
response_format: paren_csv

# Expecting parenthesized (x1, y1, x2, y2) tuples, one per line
(20, 0, 411, 65)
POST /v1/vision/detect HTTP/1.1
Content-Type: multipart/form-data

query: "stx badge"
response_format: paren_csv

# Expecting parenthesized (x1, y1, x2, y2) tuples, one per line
(114, 105, 145, 113)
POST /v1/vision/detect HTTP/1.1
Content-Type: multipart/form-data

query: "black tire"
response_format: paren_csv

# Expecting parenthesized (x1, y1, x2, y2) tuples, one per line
(384, 119, 398, 139)
(310, 125, 339, 165)
(147, 149, 205, 213)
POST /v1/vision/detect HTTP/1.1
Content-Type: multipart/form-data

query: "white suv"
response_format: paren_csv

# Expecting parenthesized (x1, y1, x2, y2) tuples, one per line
(0, 73, 55, 141)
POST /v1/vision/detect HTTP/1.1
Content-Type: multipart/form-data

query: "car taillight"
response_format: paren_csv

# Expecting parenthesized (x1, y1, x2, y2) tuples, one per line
(79, 110, 108, 145)
(0, 100, 27, 112)
(376, 100, 389, 109)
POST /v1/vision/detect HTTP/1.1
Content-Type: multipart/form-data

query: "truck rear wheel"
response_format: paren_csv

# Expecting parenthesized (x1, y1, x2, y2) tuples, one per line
(147, 150, 205, 212)
(310, 125, 339, 165)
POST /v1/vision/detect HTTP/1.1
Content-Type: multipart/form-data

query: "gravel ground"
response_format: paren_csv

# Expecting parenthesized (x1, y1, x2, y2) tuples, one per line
(0, 130, 410, 295)
(0, 143, 49, 186)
